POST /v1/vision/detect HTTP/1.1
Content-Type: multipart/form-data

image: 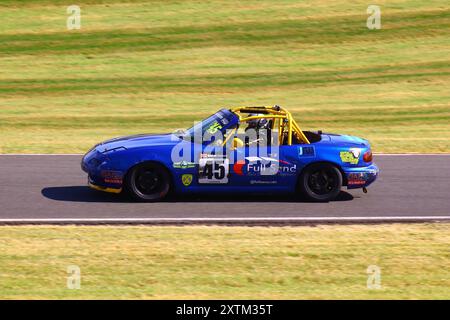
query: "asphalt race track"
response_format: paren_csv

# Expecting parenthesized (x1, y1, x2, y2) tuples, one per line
(0, 155, 449, 225)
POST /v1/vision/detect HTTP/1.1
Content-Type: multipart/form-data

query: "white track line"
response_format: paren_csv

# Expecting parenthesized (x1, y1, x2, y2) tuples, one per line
(0, 216, 448, 224)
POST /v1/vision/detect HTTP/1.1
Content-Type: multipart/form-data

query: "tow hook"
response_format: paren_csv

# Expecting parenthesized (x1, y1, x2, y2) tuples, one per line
(363, 187, 368, 194)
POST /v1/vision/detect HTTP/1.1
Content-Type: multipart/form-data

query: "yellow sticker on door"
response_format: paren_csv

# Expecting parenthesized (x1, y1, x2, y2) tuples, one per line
(182, 174, 193, 186)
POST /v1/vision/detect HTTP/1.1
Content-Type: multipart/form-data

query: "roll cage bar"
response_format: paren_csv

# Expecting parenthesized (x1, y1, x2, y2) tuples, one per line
(230, 105, 311, 145)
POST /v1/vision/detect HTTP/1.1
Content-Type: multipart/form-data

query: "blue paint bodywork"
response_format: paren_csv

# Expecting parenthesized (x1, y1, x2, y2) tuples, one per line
(82, 109, 379, 194)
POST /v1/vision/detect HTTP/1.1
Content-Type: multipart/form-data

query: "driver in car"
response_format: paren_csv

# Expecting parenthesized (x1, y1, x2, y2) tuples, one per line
(244, 114, 271, 147)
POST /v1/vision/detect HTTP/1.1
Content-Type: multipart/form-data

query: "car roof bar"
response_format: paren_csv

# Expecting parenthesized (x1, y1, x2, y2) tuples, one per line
(230, 106, 311, 145)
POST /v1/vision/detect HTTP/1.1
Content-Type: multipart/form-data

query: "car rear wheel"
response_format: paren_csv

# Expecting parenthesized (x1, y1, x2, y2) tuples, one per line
(125, 162, 171, 202)
(298, 163, 342, 202)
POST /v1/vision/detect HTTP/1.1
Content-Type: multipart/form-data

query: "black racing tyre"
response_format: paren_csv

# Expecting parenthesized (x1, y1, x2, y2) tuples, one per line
(298, 163, 342, 202)
(124, 162, 171, 202)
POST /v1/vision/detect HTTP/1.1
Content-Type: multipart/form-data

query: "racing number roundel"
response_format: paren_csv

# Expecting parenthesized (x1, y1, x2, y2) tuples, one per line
(198, 156, 229, 184)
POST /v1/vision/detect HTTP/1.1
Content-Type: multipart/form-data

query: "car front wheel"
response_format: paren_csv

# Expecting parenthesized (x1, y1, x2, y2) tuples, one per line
(125, 162, 171, 202)
(298, 163, 342, 202)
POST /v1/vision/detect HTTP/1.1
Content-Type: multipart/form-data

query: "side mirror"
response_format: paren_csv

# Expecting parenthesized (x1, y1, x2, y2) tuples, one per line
(173, 128, 186, 138)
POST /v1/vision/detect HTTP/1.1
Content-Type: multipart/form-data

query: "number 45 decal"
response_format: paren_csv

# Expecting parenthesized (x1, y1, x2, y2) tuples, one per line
(198, 156, 229, 184)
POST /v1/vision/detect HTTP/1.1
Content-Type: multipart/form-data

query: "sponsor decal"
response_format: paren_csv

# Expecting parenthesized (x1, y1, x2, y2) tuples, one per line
(181, 174, 193, 186)
(340, 148, 361, 164)
(233, 159, 246, 176)
(247, 162, 296, 176)
(173, 161, 195, 169)
(348, 179, 366, 186)
(100, 170, 123, 184)
(298, 146, 315, 157)
(347, 172, 370, 186)
(250, 180, 277, 185)
(232, 157, 296, 176)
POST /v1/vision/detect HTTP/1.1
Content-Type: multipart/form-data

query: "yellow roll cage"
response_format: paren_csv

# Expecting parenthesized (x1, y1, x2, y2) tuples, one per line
(229, 105, 310, 145)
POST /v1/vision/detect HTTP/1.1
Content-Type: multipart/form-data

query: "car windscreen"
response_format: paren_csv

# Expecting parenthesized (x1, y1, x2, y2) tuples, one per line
(183, 109, 237, 141)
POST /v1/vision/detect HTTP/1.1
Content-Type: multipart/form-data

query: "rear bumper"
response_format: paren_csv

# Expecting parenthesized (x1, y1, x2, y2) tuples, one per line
(344, 163, 379, 189)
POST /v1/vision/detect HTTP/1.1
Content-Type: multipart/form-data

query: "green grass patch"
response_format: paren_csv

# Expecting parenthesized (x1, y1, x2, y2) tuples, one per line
(0, 0, 449, 153)
(0, 223, 448, 299)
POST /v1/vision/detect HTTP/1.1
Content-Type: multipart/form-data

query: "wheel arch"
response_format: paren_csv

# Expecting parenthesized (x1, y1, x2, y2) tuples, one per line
(297, 160, 347, 187)
(124, 160, 175, 191)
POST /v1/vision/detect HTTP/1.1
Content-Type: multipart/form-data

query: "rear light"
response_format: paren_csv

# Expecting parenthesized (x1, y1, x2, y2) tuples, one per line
(363, 150, 373, 162)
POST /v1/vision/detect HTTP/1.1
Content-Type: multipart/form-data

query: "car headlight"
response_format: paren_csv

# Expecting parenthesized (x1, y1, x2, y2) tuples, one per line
(88, 158, 102, 167)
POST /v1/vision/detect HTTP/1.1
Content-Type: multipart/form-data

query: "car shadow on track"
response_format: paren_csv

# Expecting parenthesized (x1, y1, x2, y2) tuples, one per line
(41, 186, 123, 203)
(41, 186, 354, 203)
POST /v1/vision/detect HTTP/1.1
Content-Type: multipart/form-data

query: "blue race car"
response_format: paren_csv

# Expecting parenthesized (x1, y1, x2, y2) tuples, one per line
(82, 105, 379, 202)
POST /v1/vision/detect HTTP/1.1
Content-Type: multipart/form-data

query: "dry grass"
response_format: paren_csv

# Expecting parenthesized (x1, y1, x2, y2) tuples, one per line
(0, 223, 448, 299)
(0, 0, 449, 153)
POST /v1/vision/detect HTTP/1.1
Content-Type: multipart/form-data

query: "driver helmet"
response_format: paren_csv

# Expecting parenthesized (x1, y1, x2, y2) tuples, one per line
(247, 114, 269, 130)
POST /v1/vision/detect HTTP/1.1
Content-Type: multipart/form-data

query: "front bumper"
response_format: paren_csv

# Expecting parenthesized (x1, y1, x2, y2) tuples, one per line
(82, 149, 124, 193)
(344, 163, 379, 189)
(88, 180, 122, 194)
